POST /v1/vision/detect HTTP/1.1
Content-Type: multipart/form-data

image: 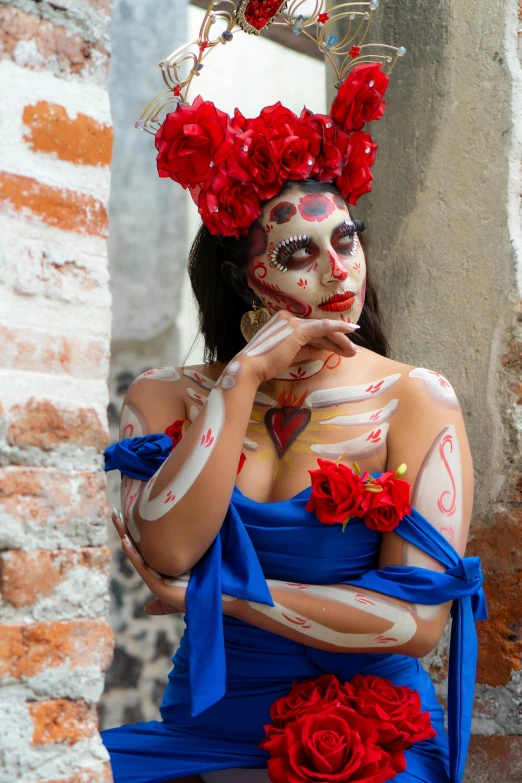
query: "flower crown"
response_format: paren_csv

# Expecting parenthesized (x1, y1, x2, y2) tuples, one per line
(138, 0, 406, 238)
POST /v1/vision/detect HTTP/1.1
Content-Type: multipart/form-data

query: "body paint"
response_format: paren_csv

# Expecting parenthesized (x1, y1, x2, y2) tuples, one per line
(120, 403, 145, 441)
(250, 269, 313, 318)
(187, 388, 207, 405)
(310, 424, 389, 459)
(409, 368, 460, 408)
(248, 223, 268, 259)
(305, 374, 402, 407)
(139, 387, 226, 521)
(249, 580, 417, 648)
(131, 367, 180, 384)
(327, 249, 349, 281)
(254, 391, 278, 407)
(298, 194, 335, 222)
(243, 436, 258, 451)
(183, 369, 215, 390)
(319, 398, 399, 426)
(403, 425, 464, 619)
(269, 201, 297, 225)
(246, 325, 295, 357)
(273, 354, 337, 381)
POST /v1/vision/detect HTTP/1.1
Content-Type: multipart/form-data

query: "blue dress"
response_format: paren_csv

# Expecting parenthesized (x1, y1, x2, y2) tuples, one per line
(102, 440, 486, 783)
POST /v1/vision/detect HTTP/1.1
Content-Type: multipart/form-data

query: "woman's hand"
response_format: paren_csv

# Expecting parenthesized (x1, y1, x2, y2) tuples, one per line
(237, 310, 359, 385)
(111, 509, 188, 615)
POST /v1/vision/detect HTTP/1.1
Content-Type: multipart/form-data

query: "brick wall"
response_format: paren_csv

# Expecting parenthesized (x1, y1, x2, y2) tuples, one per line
(0, 2, 114, 781)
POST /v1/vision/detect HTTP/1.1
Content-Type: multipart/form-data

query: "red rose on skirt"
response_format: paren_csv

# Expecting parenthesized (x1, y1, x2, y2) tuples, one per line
(155, 96, 232, 186)
(336, 131, 378, 204)
(306, 459, 367, 525)
(351, 675, 437, 769)
(268, 675, 357, 730)
(164, 419, 191, 449)
(331, 63, 389, 133)
(264, 706, 395, 783)
(198, 168, 262, 238)
(360, 472, 411, 533)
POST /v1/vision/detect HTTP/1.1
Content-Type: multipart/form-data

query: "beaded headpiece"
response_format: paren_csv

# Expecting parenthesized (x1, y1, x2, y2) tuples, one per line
(138, 0, 405, 237)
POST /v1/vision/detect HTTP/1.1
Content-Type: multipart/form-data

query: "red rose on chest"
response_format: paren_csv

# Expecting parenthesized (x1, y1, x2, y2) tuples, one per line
(306, 459, 368, 525)
(360, 471, 411, 533)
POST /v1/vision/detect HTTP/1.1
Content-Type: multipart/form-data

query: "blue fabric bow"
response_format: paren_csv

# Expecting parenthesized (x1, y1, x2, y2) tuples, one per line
(104, 434, 173, 482)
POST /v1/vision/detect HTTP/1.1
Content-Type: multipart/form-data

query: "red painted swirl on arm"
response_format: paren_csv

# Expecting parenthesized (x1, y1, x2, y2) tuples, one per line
(437, 434, 457, 516)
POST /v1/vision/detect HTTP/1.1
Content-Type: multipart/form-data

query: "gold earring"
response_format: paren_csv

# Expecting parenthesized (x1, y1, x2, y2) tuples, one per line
(240, 300, 271, 342)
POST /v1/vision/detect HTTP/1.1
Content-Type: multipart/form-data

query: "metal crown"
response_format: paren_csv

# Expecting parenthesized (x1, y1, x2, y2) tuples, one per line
(136, 0, 405, 135)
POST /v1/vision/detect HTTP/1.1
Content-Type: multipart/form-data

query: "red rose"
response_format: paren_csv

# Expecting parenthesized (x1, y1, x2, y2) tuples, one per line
(351, 675, 436, 767)
(268, 675, 356, 730)
(198, 168, 262, 238)
(360, 473, 411, 533)
(304, 112, 350, 181)
(335, 131, 378, 204)
(331, 63, 389, 133)
(259, 102, 298, 135)
(235, 119, 283, 200)
(155, 96, 233, 187)
(306, 459, 367, 525)
(275, 118, 322, 180)
(264, 706, 395, 783)
(164, 418, 191, 449)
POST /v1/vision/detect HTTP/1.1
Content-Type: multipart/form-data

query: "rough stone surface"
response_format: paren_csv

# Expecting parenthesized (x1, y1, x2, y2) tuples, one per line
(330, 0, 522, 777)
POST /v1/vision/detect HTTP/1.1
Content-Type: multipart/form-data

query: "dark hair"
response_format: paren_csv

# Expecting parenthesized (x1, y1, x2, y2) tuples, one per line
(187, 179, 390, 364)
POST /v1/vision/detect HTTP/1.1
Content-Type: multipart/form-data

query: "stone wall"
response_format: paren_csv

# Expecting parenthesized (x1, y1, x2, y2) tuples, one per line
(332, 0, 522, 779)
(0, 1, 114, 781)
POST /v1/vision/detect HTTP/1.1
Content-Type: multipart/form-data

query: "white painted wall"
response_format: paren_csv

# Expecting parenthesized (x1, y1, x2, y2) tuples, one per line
(178, 5, 327, 365)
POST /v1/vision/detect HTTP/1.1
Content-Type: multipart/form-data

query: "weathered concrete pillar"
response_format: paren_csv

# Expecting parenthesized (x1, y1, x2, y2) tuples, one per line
(101, 0, 188, 730)
(331, 0, 522, 779)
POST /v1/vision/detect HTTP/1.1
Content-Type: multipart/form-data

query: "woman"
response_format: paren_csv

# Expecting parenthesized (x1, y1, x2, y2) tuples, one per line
(102, 14, 485, 780)
(103, 177, 484, 783)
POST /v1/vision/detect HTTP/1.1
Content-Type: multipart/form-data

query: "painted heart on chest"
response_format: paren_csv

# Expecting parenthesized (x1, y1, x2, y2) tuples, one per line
(265, 406, 312, 458)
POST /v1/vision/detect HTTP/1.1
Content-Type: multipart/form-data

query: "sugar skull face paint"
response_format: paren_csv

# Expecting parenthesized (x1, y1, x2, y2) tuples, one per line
(246, 188, 366, 324)
(269, 201, 297, 225)
(298, 194, 336, 222)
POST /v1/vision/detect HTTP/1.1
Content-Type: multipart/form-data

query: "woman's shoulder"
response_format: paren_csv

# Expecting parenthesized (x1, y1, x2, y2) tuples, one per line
(364, 351, 460, 409)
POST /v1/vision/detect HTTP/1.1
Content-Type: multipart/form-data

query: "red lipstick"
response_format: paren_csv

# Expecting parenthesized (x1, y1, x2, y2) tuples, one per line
(318, 291, 356, 312)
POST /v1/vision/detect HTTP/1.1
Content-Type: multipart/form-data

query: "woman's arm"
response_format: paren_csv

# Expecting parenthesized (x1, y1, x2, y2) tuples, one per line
(117, 312, 359, 576)
(118, 367, 472, 658)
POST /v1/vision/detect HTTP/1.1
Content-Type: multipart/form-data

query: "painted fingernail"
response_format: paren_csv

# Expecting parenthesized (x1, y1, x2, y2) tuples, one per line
(348, 324, 360, 329)
(354, 347, 361, 352)
(147, 566, 161, 578)
(112, 507, 120, 518)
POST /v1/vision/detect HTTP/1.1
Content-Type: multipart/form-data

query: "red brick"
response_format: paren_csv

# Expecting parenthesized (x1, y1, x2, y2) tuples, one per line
(0, 171, 108, 238)
(464, 735, 522, 783)
(23, 102, 112, 167)
(0, 619, 114, 680)
(0, 325, 109, 379)
(45, 763, 113, 783)
(0, 6, 109, 78)
(7, 398, 108, 450)
(0, 548, 111, 608)
(467, 511, 522, 686)
(28, 699, 98, 745)
(0, 467, 109, 532)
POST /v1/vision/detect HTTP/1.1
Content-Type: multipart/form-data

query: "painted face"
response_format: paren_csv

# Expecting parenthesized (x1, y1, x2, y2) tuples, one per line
(246, 190, 367, 323)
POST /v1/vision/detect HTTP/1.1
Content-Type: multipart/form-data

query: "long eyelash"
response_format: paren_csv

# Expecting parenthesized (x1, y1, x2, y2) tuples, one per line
(269, 235, 311, 272)
(338, 219, 366, 256)
(339, 219, 367, 238)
